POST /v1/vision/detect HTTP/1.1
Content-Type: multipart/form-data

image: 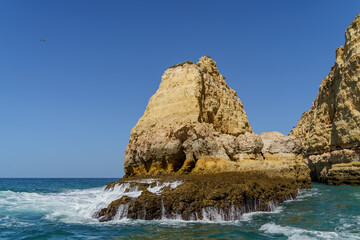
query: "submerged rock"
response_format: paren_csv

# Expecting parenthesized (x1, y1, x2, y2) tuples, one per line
(290, 14, 360, 185)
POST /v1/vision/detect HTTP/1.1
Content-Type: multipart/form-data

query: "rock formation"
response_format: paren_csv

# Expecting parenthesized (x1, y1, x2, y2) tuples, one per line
(96, 57, 311, 221)
(96, 173, 299, 222)
(124, 57, 310, 186)
(125, 57, 252, 176)
(290, 14, 360, 185)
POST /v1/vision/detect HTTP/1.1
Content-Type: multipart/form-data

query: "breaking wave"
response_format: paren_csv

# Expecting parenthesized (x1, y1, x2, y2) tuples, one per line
(0, 180, 186, 224)
(0, 179, 288, 224)
(260, 222, 360, 240)
(0, 186, 118, 224)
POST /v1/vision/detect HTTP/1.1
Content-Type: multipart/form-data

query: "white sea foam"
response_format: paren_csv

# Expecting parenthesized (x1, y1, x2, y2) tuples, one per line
(155, 200, 285, 223)
(260, 222, 360, 240)
(353, 192, 360, 199)
(131, 179, 158, 184)
(0, 186, 123, 224)
(113, 204, 129, 220)
(335, 216, 360, 234)
(0, 215, 35, 228)
(0, 180, 296, 224)
(147, 181, 183, 195)
(239, 205, 284, 222)
(103, 182, 286, 223)
(0, 180, 184, 224)
(294, 188, 320, 201)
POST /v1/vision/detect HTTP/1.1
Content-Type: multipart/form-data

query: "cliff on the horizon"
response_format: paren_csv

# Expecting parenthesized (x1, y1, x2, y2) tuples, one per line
(290, 13, 360, 185)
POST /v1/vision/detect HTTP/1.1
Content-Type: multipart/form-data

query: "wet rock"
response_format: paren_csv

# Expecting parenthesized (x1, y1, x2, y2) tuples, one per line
(97, 172, 299, 221)
(95, 196, 132, 222)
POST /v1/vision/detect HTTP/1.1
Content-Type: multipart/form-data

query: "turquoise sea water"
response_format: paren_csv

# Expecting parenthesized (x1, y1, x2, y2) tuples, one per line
(0, 178, 359, 240)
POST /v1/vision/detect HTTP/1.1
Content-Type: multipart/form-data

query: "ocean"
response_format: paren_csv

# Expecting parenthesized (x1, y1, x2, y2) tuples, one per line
(0, 178, 359, 240)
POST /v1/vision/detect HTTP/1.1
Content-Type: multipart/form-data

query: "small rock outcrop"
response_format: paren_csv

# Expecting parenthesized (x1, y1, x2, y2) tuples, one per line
(290, 14, 360, 185)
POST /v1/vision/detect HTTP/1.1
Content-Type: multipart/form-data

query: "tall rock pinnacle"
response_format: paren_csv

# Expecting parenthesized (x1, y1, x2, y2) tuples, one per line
(96, 57, 311, 222)
(131, 56, 252, 138)
(124, 57, 310, 188)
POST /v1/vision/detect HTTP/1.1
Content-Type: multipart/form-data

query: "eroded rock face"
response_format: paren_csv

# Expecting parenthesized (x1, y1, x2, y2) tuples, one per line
(124, 57, 310, 187)
(290, 14, 360, 185)
(260, 132, 311, 186)
(130, 56, 252, 139)
(125, 56, 254, 176)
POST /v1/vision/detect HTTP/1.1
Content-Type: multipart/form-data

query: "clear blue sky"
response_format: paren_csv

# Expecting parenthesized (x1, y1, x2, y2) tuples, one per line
(0, 1, 359, 178)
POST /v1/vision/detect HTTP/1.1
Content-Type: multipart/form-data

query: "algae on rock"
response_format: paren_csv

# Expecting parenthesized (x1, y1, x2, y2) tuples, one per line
(96, 172, 299, 222)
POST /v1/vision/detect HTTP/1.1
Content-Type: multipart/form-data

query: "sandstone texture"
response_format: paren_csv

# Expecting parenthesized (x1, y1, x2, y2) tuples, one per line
(131, 57, 252, 138)
(290, 14, 360, 185)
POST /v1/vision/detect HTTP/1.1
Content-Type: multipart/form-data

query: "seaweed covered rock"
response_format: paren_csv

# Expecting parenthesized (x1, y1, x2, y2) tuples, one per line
(96, 173, 299, 221)
(290, 14, 360, 185)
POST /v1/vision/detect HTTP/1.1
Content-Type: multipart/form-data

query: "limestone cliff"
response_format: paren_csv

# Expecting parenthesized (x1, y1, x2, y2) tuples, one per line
(290, 14, 360, 185)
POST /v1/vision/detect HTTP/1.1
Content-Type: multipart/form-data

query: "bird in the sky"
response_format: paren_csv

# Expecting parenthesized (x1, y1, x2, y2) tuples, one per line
(40, 39, 46, 42)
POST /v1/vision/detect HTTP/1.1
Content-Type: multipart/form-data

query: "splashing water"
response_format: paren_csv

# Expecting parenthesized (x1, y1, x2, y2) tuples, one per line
(0, 179, 359, 239)
(0, 179, 186, 224)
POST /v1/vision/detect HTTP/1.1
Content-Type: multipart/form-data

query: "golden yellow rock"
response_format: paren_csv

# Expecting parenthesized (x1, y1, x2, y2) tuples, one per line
(131, 56, 252, 138)
(290, 13, 360, 185)
(124, 57, 310, 187)
(96, 57, 314, 223)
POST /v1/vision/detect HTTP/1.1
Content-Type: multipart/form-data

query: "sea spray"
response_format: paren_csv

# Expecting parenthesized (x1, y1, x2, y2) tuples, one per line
(99, 181, 297, 222)
(1, 179, 359, 239)
(97, 173, 302, 222)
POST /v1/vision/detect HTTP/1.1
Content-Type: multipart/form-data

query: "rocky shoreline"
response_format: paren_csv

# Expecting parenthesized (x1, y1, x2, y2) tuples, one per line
(96, 172, 308, 222)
